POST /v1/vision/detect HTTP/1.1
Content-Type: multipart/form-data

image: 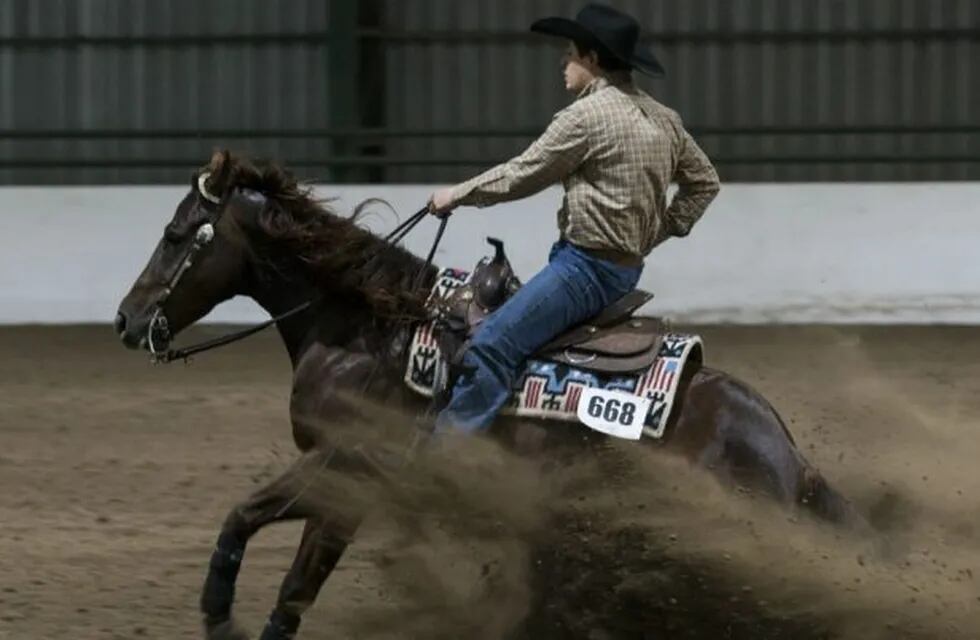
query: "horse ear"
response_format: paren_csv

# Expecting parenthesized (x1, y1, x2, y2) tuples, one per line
(204, 149, 234, 196)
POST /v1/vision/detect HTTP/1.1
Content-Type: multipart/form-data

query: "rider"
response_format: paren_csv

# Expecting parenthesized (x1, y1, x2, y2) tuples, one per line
(427, 3, 720, 433)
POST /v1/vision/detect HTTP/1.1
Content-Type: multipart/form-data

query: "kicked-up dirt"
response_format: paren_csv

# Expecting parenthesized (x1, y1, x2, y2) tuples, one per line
(1, 324, 978, 639)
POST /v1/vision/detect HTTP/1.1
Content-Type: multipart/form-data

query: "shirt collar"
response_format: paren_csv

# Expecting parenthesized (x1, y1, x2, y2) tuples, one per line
(576, 71, 635, 100)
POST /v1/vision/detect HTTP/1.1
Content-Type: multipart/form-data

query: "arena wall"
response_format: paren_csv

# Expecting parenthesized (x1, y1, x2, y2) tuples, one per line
(2, 183, 978, 325)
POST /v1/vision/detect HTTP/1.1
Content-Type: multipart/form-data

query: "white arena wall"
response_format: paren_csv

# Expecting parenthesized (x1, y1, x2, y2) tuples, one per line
(1, 183, 978, 325)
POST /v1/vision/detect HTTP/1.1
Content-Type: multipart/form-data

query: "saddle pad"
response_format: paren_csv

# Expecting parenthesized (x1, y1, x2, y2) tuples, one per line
(405, 270, 702, 440)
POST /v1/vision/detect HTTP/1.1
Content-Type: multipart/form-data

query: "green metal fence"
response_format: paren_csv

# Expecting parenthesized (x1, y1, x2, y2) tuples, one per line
(1, 0, 977, 184)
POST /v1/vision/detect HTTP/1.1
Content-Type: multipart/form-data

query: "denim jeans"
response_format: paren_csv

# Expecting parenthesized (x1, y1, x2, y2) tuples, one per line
(435, 240, 643, 433)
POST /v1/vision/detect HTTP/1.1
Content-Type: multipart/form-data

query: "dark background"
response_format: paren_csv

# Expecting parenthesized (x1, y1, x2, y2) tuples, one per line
(1, 0, 977, 185)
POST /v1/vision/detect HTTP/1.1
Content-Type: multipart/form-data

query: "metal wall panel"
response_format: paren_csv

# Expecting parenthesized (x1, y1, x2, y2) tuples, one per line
(382, 0, 979, 183)
(0, 0, 334, 184)
(0, 0, 976, 184)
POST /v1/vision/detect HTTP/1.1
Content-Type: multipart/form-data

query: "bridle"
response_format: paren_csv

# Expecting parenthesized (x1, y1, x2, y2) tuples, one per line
(146, 220, 215, 358)
(147, 173, 447, 364)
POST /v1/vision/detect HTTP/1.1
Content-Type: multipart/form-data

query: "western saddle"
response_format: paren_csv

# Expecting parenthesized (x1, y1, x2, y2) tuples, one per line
(432, 238, 667, 376)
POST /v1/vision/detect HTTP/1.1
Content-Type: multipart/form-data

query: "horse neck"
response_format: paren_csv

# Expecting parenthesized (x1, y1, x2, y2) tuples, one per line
(244, 230, 437, 370)
(246, 268, 322, 367)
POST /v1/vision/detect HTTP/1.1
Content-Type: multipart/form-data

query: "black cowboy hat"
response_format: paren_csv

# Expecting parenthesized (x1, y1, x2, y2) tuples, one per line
(531, 3, 665, 78)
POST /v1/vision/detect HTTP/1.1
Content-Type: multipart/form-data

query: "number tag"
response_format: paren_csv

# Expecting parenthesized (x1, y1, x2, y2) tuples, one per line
(576, 388, 651, 440)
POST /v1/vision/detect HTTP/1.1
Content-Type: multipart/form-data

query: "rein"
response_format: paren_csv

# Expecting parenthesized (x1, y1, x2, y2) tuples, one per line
(152, 205, 447, 364)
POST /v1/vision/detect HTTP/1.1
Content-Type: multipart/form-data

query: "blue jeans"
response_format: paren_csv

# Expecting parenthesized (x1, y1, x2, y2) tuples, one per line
(435, 241, 643, 433)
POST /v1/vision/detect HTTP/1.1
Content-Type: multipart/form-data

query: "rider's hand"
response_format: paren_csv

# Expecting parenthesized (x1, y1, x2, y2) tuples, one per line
(428, 187, 456, 218)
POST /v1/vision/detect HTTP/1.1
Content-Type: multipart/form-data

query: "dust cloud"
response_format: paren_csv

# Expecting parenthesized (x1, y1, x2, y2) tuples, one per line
(304, 329, 980, 640)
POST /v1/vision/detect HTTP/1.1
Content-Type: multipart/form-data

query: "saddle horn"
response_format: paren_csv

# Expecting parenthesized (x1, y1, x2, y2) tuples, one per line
(473, 237, 520, 310)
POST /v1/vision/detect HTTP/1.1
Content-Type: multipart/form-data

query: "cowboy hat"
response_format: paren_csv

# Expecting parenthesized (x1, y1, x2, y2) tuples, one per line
(531, 3, 665, 78)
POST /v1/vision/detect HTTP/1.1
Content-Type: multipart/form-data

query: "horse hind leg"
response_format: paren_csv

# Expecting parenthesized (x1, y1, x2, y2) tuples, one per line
(680, 368, 864, 530)
(719, 412, 865, 529)
(750, 388, 868, 531)
(201, 450, 331, 640)
(796, 464, 870, 531)
(723, 411, 866, 531)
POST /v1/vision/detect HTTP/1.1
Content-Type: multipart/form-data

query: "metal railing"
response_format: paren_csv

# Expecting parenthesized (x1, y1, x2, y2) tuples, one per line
(3, 126, 977, 172)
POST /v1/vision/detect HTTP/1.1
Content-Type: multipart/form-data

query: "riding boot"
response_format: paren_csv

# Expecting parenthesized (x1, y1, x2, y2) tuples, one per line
(258, 609, 300, 640)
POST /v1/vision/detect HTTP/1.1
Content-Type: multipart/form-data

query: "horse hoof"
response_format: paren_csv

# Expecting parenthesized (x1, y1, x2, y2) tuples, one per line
(205, 617, 251, 640)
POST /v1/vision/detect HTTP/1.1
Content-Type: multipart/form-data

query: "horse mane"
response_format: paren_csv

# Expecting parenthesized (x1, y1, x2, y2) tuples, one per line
(201, 149, 430, 323)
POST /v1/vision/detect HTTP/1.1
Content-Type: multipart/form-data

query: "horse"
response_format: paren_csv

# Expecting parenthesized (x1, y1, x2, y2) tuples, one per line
(115, 151, 862, 640)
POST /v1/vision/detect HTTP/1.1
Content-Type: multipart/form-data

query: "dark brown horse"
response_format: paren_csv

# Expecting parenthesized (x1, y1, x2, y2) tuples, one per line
(115, 151, 862, 640)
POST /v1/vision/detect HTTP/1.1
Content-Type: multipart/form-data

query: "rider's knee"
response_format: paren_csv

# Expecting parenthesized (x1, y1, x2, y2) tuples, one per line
(464, 339, 512, 379)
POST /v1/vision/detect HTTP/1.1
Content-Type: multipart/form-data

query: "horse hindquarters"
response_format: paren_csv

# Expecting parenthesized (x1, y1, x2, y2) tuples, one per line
(669, 367, 859, 527)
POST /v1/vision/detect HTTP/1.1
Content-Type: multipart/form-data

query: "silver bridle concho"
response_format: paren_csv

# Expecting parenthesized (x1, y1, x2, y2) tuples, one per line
(197, 172, 222, 205)
(147, 172, 220, 359)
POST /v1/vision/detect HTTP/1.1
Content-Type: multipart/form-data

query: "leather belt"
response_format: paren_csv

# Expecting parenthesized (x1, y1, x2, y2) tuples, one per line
(574, 244, 644, 268)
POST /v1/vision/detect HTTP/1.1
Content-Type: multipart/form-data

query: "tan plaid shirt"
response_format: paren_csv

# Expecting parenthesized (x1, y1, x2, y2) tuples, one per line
(449, 74, 720, 257)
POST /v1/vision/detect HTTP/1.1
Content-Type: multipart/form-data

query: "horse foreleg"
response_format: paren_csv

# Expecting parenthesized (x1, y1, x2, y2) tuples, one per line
(201, 450, 330, 639)
(257, 518, 358, 640)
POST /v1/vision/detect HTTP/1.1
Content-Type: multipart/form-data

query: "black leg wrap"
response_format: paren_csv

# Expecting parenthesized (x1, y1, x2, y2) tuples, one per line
(200, 532, 246, 623)
(258, 609, 301, 640)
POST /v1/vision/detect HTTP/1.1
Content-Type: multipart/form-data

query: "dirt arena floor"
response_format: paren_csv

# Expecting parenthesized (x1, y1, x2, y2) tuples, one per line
(1, 324, 979, 639)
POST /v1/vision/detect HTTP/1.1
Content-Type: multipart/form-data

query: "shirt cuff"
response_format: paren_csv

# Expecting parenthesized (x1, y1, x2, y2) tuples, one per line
(449, 180, 476, 207)
(449, 166, 510, 208)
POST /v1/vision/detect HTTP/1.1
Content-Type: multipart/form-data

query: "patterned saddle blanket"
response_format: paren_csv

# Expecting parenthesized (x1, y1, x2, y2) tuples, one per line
(403, 269, 703, 439)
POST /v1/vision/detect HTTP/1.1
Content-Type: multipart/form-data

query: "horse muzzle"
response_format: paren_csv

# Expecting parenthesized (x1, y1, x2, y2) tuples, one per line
(114, 306, 172, 353)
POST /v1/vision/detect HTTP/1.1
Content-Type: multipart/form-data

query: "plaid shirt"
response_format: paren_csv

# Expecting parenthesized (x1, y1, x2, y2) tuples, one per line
(449, 74, 720, 257)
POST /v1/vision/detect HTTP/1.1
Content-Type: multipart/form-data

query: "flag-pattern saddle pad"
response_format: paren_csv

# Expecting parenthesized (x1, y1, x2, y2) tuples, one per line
(403, 268, 702, 439)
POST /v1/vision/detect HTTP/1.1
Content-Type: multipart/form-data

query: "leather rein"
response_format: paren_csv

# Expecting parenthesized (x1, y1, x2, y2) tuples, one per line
(150, 191, 447, 364)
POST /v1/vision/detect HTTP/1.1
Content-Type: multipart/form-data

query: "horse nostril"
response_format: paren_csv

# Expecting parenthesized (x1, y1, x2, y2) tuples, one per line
(114, 311, 128, 337)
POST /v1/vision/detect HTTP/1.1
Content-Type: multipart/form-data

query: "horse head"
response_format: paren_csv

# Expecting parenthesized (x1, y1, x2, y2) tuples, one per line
(115, 150, 254, 353)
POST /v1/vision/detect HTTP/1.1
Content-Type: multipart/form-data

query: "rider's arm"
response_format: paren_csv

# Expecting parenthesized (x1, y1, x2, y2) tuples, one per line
(664, 127, 720, 237)
(449, 106, 589, 208)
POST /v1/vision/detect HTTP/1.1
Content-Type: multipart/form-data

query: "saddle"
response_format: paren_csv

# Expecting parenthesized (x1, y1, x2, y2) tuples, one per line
(432, 238, 667, 376)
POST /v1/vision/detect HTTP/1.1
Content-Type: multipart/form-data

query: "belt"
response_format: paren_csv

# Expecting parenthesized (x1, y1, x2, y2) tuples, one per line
(574, 244, 644, 268)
